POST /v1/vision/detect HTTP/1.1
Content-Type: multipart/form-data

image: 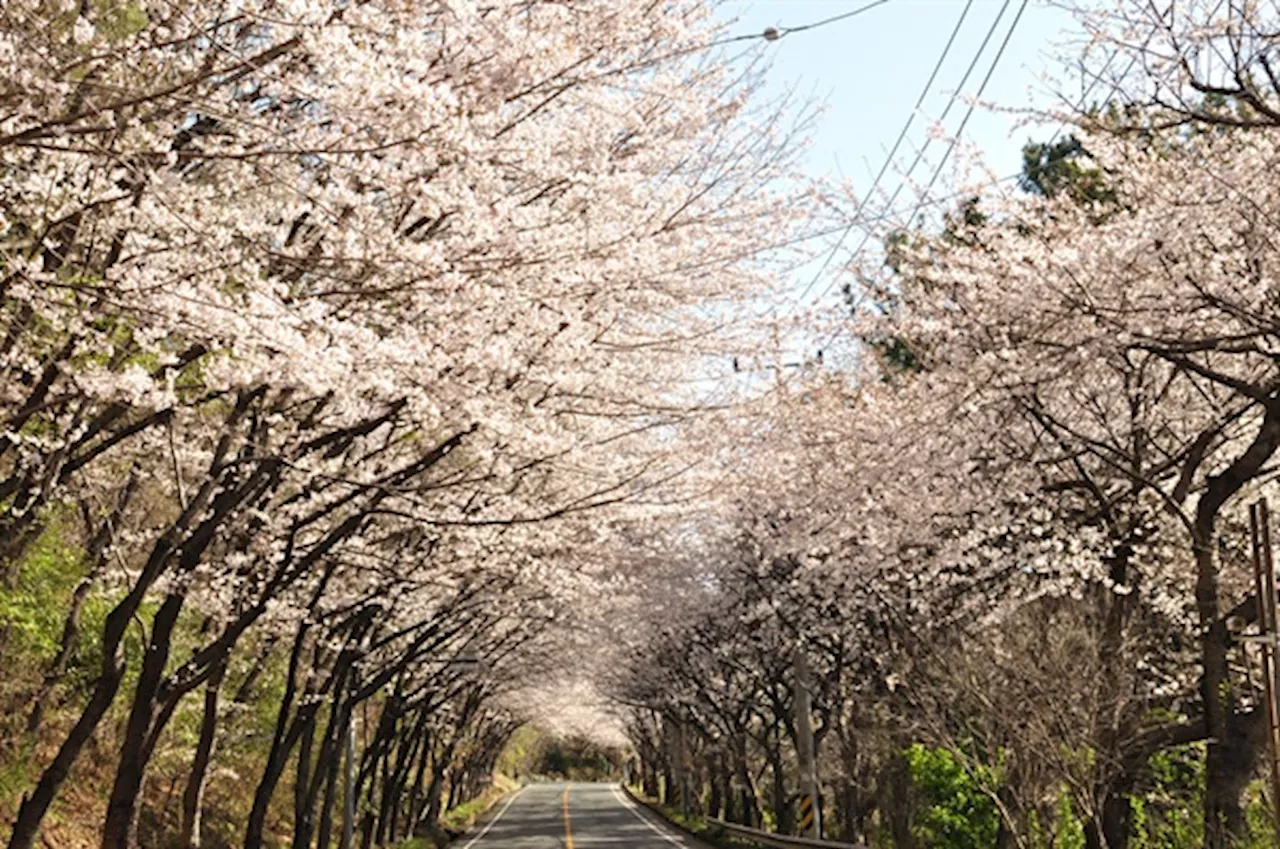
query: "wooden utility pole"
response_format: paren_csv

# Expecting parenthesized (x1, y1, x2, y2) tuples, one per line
(342, 668, 359, 849)
(664, 712, 682, 810)
(679, 716, 691, 818)
(1250, 499, 1280, 848)
(341, 717, 355, 849)
(794, 648, 821, 838)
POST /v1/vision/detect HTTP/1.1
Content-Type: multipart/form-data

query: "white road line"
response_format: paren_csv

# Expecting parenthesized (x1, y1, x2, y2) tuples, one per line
(612, 785, 690, 848)
(461, 786, 527, 848)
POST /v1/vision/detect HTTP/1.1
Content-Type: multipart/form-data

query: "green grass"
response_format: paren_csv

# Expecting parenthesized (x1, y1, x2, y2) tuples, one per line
(439, 773, 521, 835)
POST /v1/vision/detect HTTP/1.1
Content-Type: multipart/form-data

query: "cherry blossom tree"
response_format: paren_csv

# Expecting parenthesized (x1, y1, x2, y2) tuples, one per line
(0, 1, 822, 847)
(860, 113, 1280, 846)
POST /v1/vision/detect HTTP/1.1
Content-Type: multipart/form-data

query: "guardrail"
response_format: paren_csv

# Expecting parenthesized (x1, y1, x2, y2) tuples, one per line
(712, 818, 865, 849)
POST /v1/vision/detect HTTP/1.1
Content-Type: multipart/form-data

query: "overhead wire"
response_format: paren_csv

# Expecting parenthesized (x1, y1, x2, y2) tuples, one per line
(812, 0, 1028, 306)
(823, 0, 1191, 301)
(767, 0, 895, 38)
(814, 0, 1034, 308)
(793, 0, 979, 303)
(705, 0, 895, 52)
(808, 0, 1195, 358)
(788, 0, 1018, 308)
(723, 0, 1136, 377)
(903, 0, 1032, 230)
(800, 0, 1033, 358)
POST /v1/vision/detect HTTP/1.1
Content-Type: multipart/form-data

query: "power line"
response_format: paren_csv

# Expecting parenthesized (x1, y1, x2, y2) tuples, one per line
(903, 0, 1032, 229)
(709, 0, 895, 51)
(794, 0, 978, 303)
(807, 0, 1193, 359)
(807, 0, 1031, 356)
(736, 1, 1169, 375)
(768, 0, 895, 39)
(809, 0, 1021, 305)
(821, 0, 1189, 307)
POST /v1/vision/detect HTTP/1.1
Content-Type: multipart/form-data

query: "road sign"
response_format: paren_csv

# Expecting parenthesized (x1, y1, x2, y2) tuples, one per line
(799, 795, 816, 832)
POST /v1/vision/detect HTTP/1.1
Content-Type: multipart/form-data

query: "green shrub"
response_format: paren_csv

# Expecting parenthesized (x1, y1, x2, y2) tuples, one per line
(1052, 793, 1085, 849)
(1129, 744, 1203, 849)
(904, 744, 1001, 849)
(0, 510, 83, 663)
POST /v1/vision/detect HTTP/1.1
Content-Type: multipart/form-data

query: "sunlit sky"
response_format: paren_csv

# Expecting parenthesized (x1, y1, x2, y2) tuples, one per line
(719, 0, 1085, 313)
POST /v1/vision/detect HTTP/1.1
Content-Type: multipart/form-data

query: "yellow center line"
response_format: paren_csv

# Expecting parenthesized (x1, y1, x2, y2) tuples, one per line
(562, 783, 574, 849)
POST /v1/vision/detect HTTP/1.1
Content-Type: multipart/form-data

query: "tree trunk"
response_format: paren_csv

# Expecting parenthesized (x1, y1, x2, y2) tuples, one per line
(316, 720, 345, 849)
(6, 655, 126, 849)
(5, 557, 166, 849)
(708, 754, 724, 820)
(179, 660, 226, 849)
(1102, 792, 1133, 849)
(1193, 403, 1280, 849)
(1198, 537, 1246, 849)
(642, 758, 659, 800)
(734, 749, 761, 828)
(27, 476, 137, 733)
(102, 592, 186, 849)
(26, 571, 94, 734)
(886, 752, 913, 849)
(9, 394, 246, 849)
(245, 624, 312, 849)
(407, 726, 434, 832)
(292, 707, 319, 849)
(768, 749, 791, 834)
(424, 762, 449, 831)
(297, 687, 352, 849)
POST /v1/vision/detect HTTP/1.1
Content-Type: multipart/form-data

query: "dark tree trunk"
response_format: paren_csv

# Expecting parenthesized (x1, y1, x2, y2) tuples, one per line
(768, 750, 791, 834)
(886, 752, 913, 849)
(245, 623, 312, 849)
(4, 506, 192, 849)
(407, 726, 434, 831)
(375, 720, 402, 846)
(424, 761, 449, 830)
(316, 733, 343, 849)
(732, 747, 761, 828)
(27, 476, 137, 733)
(179, 660, 225, 849)
(6, 653, 126, 849)
(102, 592, 186, 849)
(1194, 404, 1280, 849)
(26, 570, 94, 734)
(642, 759, 659, 800)
(292, 706, 319, 849)
(708, 754, 724, 820)
(1098, 792, 1134, 849)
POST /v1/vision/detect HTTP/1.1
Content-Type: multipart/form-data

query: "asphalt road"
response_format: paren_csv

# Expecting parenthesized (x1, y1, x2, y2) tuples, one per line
(460, 782, 709, 849)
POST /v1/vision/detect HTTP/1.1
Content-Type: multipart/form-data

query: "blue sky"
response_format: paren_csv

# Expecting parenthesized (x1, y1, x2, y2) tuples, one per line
(722, 0, 1082, 232)
(712, 0, 1086, 358)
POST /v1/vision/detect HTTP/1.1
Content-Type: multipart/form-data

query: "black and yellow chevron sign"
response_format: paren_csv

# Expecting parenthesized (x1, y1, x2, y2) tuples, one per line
(798, 794, 815, 831)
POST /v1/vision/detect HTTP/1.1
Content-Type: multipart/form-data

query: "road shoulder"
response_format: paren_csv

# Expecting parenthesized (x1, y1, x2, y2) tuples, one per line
(616, 784, 731, 849)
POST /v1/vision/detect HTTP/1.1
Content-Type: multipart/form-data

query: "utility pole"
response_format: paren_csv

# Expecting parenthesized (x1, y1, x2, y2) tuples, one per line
(794, 648, 821, 838)
(663, 710, 692, 817)
(341, 717, 356, 849)
(341, 668, 358, 849)
(679, 715, 691, 818)
(663, 712, 680, 807)
(1249, 500, 1280, 849)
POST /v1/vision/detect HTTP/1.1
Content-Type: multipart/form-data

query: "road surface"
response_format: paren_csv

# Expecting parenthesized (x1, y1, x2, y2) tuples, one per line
(460, 782, 709, 848)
